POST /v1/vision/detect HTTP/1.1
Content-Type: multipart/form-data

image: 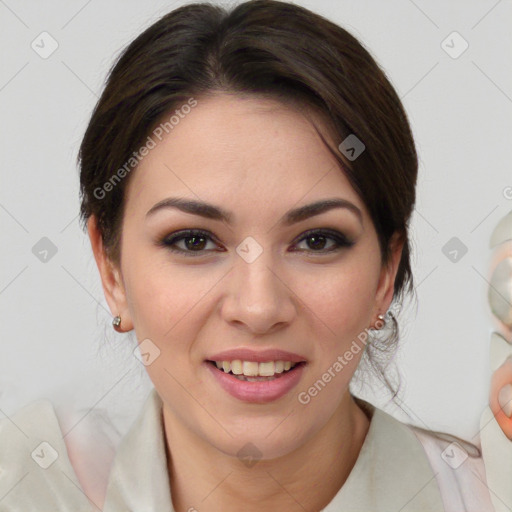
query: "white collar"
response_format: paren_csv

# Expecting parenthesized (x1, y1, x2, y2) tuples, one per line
(103, 388, 445, 511)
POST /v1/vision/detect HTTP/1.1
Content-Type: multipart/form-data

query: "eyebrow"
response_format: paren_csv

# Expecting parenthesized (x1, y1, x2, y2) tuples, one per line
(145, 197, 362, 226)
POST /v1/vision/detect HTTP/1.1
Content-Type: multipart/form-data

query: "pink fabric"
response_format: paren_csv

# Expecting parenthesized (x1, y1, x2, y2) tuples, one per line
(58, 407, 122, 510)
(412, 427, 495, 512)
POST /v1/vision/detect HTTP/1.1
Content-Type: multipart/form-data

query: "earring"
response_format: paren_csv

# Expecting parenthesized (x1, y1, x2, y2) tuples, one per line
(373, 314, 386, 330)
(112, 315, 122, 331)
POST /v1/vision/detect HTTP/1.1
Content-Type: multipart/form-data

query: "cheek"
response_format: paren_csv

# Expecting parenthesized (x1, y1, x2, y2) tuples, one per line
(296, 256, 378, 342)
(123, 259, 212, 388)
(123, 254, 217, 338)
(293, 263, 378, 410)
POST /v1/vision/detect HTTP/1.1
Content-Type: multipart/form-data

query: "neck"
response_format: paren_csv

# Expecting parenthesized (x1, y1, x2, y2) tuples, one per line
(163, 392, 371, 512)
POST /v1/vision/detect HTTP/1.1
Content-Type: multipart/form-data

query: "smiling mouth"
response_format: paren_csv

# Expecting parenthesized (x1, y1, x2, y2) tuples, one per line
(206, 360, 306, 381)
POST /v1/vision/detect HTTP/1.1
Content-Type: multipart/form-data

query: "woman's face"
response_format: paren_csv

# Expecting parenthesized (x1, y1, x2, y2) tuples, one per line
(91, 93, 402, 460)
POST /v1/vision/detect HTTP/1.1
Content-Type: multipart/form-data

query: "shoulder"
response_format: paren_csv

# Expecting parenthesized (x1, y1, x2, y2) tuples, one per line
(0, 397, 65, 476)
(406, 423, 495, 512)
(353, 396, 495, 512)
(0, 397, 116, 511)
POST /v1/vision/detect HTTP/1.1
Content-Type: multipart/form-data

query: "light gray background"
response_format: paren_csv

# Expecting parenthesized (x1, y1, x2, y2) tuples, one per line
(1, 0, 511, 443)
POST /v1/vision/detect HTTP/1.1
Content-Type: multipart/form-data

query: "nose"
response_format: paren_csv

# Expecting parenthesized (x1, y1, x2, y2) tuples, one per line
(220, 250, 296, 335)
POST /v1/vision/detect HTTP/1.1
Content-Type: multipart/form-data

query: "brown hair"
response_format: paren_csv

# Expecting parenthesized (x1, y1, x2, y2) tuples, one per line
(78, 0, 418, 397)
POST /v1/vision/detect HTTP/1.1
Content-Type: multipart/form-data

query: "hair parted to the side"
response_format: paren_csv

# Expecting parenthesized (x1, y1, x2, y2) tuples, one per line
(78, 0, 418, 399)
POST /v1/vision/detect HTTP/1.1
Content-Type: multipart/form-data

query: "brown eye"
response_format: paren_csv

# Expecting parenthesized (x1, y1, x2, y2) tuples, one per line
(160, 229, 219, 256)
(292, 229, 355, 254)
(159, 228, 354, 258)
(182, 234, 208, 251)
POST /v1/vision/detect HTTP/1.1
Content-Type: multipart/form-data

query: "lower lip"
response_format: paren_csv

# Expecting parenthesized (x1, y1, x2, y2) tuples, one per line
(204, 361, 306, 403)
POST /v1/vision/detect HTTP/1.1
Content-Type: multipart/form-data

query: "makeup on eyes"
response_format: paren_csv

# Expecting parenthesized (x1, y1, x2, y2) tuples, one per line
(155, 226, 356, 257)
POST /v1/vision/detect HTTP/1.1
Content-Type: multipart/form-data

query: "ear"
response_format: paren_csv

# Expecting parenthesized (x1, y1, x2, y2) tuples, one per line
(373, 231, 405, 320)
(87, 215, 133, 332)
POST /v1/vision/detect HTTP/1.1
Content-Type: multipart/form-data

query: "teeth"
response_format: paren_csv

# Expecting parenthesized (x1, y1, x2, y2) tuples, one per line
(212, 359, 299, 377)
(258, 361, 275, 376)
(231, 360, 243, 375)
(243, 361, 259, 376)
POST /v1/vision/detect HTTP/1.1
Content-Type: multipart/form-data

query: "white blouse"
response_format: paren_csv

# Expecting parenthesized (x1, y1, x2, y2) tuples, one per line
(0, 387, 496, 511)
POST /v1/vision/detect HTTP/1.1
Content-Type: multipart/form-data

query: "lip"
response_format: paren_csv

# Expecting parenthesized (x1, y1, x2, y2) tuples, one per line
(204, 360, 306, 403)
(206, 348, 307, 363)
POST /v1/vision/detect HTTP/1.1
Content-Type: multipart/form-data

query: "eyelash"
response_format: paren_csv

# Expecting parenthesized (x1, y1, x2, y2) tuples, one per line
(158, 228, 355, 257)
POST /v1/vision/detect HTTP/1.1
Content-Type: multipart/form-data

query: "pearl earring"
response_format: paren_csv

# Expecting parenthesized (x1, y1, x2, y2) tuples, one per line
(373, 314, 386, 330)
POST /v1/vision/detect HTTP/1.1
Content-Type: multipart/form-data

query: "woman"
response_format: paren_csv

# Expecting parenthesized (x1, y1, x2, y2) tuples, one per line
(0, 1, 496, 510)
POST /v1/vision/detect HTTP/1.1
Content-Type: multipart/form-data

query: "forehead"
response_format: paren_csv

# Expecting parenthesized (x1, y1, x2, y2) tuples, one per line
(125, 93, 365, 221)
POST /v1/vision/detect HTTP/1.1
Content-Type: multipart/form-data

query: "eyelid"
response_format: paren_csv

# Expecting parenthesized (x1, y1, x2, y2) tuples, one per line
(159, 229, 221, 256)
(159, 227, 355, 256)
(292, 228, 354, 247)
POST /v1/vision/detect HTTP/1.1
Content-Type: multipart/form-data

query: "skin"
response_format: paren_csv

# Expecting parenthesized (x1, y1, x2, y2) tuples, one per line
(89, 93, 404, 512)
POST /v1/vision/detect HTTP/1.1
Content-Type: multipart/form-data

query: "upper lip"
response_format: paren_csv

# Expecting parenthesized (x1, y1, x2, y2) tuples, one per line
(206, 348, 307, 363)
